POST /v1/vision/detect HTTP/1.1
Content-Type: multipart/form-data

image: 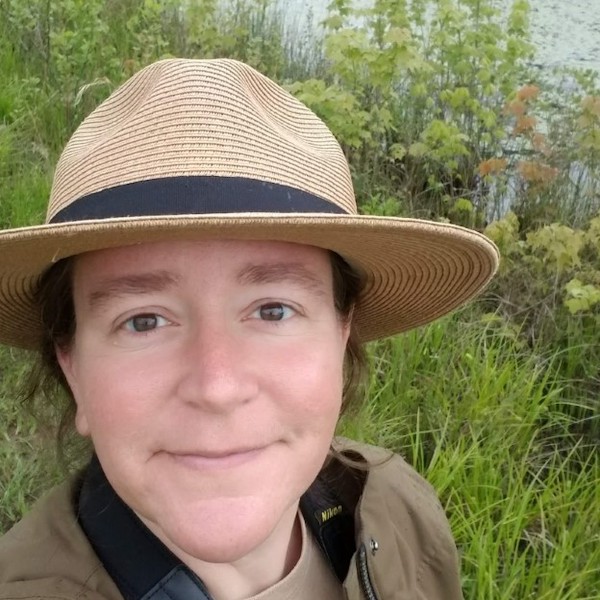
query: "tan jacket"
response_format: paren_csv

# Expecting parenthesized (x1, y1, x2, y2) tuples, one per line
(0, 440, 462, 599)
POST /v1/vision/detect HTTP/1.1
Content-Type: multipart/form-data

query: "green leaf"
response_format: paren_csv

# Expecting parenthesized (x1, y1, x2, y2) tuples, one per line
(409, 141, 429, 157)
(389, 143, 407, 160)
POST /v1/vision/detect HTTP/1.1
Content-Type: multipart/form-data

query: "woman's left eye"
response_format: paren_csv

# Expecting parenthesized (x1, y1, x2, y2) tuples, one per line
(252, 302, 296, 322)
(122, 314, 170, 333)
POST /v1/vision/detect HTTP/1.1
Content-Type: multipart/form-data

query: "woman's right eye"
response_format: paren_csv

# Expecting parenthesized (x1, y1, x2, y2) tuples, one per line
(250, 302, 297, 322)
(122, 314, 169, 333)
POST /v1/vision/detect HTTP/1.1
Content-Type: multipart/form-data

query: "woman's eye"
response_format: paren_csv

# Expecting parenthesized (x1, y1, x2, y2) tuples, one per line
(123, 314, 169, 333)
(254, 302, 295, 322)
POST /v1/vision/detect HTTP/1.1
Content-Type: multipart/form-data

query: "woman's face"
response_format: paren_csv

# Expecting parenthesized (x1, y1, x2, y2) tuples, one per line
(57, 239, 349, 564)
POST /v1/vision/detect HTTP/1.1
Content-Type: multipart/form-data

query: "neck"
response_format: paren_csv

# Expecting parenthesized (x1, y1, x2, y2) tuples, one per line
(141, 504, 302, 600)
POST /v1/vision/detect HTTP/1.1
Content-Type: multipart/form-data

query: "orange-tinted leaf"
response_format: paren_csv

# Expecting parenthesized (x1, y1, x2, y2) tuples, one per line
(479, 157, 508, 176)
(516, 84, 540, 102)
(517, 160, 559, 184)
(514, 115, 537, 134)
(532, 132, 551, 155)
(581, 95, 600, 117)
(504, 99, 526, 117)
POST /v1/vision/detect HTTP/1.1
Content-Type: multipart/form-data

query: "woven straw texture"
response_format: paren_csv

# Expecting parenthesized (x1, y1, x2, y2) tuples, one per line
(0, 58, 499, 349)
(48, 59, 355, 221)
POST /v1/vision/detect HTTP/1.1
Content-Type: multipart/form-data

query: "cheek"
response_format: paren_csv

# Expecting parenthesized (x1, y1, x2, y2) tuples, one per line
(267, 336, 346, 422)
(70, 350, 164, 435)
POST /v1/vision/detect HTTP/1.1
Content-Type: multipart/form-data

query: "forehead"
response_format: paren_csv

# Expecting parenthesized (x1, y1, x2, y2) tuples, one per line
(71, 239, 333, 289)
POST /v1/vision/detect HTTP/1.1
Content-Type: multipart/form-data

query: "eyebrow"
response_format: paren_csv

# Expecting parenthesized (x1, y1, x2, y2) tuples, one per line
(86, 270, 180, 310)
(236, 262, 328, 297)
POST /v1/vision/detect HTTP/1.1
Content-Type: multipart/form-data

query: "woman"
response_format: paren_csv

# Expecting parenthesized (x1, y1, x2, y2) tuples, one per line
(0, 58, 498, 599)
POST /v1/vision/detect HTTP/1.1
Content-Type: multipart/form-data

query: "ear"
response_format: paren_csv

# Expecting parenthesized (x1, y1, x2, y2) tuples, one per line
(342, 318, 351, 346)
(335, 313, 352, 366)
(341, 306, 354, 345)
(55, 344, 90, 437)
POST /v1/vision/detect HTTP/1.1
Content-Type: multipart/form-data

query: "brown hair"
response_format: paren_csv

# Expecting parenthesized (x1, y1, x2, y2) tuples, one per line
(329, 252, 369, 416)
(22, 251, 368, 459)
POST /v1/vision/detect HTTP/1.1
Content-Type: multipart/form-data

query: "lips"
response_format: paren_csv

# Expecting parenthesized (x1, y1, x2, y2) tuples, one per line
(173, 447, 262, 458)
(165, 446, 268, 470)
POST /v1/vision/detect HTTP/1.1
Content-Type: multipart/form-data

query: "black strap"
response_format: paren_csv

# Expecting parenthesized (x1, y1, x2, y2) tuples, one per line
(77, 455, 360, 600)
(140, 566, 211, 600)
(50, 176, 346, 223)
(299, 475, 357, 582)
(299, 453, 367, 582)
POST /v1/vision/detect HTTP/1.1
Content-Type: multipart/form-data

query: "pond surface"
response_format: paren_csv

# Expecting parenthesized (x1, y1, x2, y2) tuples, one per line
(527, 0, 600, 72)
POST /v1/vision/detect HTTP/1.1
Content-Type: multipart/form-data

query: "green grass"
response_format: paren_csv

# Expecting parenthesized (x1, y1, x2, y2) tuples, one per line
(338, 316, 599, 598)
(0, 347, 64, 533)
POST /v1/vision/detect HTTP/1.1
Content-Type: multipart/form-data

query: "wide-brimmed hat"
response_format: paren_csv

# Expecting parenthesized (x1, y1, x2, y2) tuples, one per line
(0, 58, 499, 349)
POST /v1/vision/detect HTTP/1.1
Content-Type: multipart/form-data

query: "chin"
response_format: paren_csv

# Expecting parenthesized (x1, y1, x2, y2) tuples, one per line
(144, 494, 295, 564)
(176, 534, 264, 564)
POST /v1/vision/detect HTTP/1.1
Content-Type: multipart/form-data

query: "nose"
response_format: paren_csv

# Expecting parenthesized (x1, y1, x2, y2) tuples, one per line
(175, 321, 258, 413)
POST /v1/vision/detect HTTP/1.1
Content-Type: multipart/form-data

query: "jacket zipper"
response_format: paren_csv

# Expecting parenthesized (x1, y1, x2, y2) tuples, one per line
(357, 543, 378, 600)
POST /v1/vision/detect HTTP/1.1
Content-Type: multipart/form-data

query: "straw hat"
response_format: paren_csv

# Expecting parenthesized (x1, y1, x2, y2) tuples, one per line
(0, 58, 499, 349)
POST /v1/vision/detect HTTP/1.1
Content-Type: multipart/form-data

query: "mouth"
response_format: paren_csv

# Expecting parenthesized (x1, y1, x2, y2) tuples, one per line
(165, 446, 268, 470)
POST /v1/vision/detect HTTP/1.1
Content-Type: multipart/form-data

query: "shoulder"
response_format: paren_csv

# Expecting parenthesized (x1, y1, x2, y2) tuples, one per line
(0, 476, 121, 600)
(334, 437, 463, 599)
(333, 436, 446, 515)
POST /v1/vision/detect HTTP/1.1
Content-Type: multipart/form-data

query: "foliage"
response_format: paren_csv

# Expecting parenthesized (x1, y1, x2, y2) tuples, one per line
(0, 347, 64, 533)
(291, 0, 536, 220)
(481, 80, 600, 229)
(484, 212, 600, 438)
(485, 211, 600, 320)
(288, 0, 600, 233)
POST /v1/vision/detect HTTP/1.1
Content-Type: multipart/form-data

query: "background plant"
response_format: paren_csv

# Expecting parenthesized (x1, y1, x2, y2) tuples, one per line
(290, 0, 536, 223)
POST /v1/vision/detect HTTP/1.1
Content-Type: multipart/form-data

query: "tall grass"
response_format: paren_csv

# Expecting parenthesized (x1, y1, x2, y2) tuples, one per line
(0, 347, 63, 533)
(340, 316, 599, 598)
(0, 0, 598, 597)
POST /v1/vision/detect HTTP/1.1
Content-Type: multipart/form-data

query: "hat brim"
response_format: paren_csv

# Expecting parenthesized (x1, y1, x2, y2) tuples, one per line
(0, 213, 499, 349)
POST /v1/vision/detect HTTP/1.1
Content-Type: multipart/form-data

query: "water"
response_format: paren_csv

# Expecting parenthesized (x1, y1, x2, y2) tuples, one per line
(526, 0, 600, 72)
(280, 0, 600, 74)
